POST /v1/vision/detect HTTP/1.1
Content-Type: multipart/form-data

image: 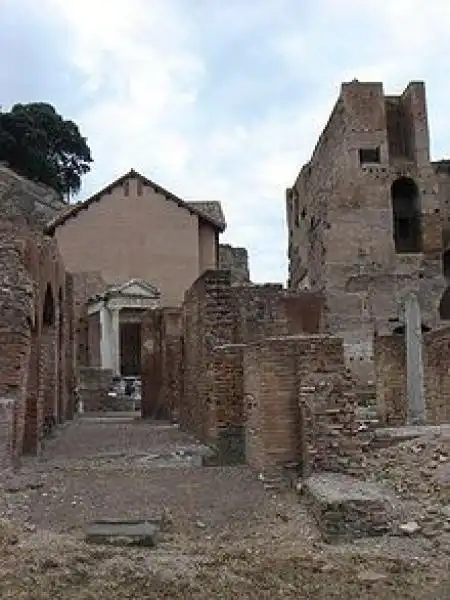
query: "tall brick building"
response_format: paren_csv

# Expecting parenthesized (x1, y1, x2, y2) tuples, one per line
(286, 81, 450, 381)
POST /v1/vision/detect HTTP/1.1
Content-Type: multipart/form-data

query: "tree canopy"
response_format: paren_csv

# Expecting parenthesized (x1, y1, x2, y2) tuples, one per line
(0, 102, 93, 199)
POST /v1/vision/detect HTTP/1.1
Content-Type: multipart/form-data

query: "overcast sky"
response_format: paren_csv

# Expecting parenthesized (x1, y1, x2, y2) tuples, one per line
(1, 0, 450, 283)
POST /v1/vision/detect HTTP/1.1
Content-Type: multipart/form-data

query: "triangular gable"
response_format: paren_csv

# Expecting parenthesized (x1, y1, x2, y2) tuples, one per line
(45, 169, 226, 234)
(110, 278, 160, 299)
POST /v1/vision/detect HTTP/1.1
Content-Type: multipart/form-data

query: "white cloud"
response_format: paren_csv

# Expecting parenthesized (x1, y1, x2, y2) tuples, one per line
(31, 0, 450, 282)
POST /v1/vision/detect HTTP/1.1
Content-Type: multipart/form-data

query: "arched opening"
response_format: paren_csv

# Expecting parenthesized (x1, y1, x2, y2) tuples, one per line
(43, 284, 55, 327)
(391, 177, 421, 253)
(443, 249, 450, 280)
(439, 287, 450, 320)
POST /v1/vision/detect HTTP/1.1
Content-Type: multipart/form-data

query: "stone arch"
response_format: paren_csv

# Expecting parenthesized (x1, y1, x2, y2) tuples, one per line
(391, 177, 421, 253)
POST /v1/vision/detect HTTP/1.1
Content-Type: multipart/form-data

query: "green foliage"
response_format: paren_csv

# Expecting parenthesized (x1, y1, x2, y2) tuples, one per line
(0, 102, 93, 198)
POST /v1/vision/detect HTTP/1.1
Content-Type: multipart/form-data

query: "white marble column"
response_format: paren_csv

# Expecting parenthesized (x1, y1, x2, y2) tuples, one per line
(100, 306, 112, 370)
(110, 308, 121, 376)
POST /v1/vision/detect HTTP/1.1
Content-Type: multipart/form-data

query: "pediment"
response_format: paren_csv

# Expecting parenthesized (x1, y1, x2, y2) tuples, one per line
(109, 278, 160, 299)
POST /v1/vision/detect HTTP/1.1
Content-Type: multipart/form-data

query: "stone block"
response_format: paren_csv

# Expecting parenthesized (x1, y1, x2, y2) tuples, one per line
(85, 519, 161, 547)
(304, 473, 396, 542)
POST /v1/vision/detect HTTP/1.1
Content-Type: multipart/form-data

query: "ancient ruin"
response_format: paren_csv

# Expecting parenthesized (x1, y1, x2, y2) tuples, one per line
(286, 81, 450, 386)
(0, 164, 76, 466)
(0, 82, 449, 595)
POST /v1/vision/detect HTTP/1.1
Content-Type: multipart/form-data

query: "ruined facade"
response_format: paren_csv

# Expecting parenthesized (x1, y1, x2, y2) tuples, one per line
(286, 81, 449, 381)
(140, 269, 372, 473)
(0, 166, 76, 464)
(218, 244, 250, 284)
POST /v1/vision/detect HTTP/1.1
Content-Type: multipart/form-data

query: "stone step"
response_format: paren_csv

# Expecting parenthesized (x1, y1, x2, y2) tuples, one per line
(303, 473, 398, 542)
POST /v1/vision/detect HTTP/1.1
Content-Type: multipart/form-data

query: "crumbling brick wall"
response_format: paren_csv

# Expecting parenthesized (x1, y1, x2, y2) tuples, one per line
(287, 81, 447, 384)
(181, 270, 235, 439)
(423, 327, 450, 423)
(140, 269, 325, 448)
(374, 333, 407, 425)
(0, 167, 76, 463)
(374, 328, 450, 425)
(141, 308, 182, 421)
(70, 271, 107, 368)
(218, 244, 250, 283)
(209, 344, 245, 435)
(244, 335, 359, 472)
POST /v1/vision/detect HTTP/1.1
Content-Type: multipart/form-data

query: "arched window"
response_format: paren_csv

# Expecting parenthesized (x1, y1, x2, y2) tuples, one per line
(391, 177, 421, 253)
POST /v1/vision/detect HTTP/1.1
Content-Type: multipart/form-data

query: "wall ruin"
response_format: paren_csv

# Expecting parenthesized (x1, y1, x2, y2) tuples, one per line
(375, 327, 450, 425)
(0, 166, 76, 465)
(286, 81, 448, 383)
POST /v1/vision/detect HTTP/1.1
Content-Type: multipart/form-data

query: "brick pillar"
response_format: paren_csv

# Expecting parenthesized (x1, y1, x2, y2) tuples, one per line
(0, 398, 15, 472)
(23, 330, 40, 454)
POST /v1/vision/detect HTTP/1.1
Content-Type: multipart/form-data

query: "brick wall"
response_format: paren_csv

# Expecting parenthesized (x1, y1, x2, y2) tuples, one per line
(374, 334, 407, 425)
(209, 344, 245, 434)
(423, 327, 450, 423)
(0, 186, 76, 463)
(141, 309, 163, 419)
(70, 271, 107, 368)
(87, 313, 101, 367)
(287, 81, 447, 384)
(141, 308, 183, 421)
(140, 268, 325, 446)
(218, 244, 250, 283)
(78, 367, 114, 412)
(245, 335, 361, 473)
(374, 329, 450, 425)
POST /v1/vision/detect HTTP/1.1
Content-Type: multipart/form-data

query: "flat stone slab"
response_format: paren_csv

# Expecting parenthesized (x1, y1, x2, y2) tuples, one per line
(374, 425, 450, 442)
(85, 519, 161, 547)
(304, 473, 397, 542)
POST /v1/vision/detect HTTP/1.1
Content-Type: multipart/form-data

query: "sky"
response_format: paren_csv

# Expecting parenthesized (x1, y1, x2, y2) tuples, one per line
(1, 0, 450, 283)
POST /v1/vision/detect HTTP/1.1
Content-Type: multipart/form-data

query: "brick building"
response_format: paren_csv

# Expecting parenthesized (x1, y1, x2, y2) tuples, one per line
(286, 80, 450, 381)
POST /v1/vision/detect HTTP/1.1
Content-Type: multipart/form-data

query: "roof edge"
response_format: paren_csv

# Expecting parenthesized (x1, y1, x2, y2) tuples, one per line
(44, 169, 226, 234)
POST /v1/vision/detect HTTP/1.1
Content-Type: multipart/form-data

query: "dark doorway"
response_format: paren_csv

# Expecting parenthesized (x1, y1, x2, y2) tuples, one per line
(391, 177, 421, 253)
(120, 322, 142, 376)
(443, 249, 450, 280)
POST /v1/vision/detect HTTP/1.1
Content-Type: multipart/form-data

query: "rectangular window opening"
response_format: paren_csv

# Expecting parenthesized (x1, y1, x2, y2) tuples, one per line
(359, 147, 381, 165)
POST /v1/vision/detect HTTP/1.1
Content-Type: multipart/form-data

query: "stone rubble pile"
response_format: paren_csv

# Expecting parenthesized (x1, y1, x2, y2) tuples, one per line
(363, 433, 450, 538)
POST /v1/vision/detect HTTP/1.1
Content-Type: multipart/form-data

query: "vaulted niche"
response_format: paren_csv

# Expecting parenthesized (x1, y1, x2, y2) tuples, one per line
(391, 177, 421, 254)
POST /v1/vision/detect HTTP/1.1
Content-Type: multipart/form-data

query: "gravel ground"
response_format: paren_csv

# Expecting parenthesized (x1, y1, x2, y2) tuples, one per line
(1, 414, 449, 599)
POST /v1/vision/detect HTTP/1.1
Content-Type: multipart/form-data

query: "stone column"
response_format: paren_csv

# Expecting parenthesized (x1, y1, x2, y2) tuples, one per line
(404, 293, 426, 425)
(110, 309, 121, 376)
(100, 306, 112, 370)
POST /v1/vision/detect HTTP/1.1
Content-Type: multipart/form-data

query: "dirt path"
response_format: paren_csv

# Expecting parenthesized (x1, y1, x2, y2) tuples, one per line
(1, 414, 449, 599)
